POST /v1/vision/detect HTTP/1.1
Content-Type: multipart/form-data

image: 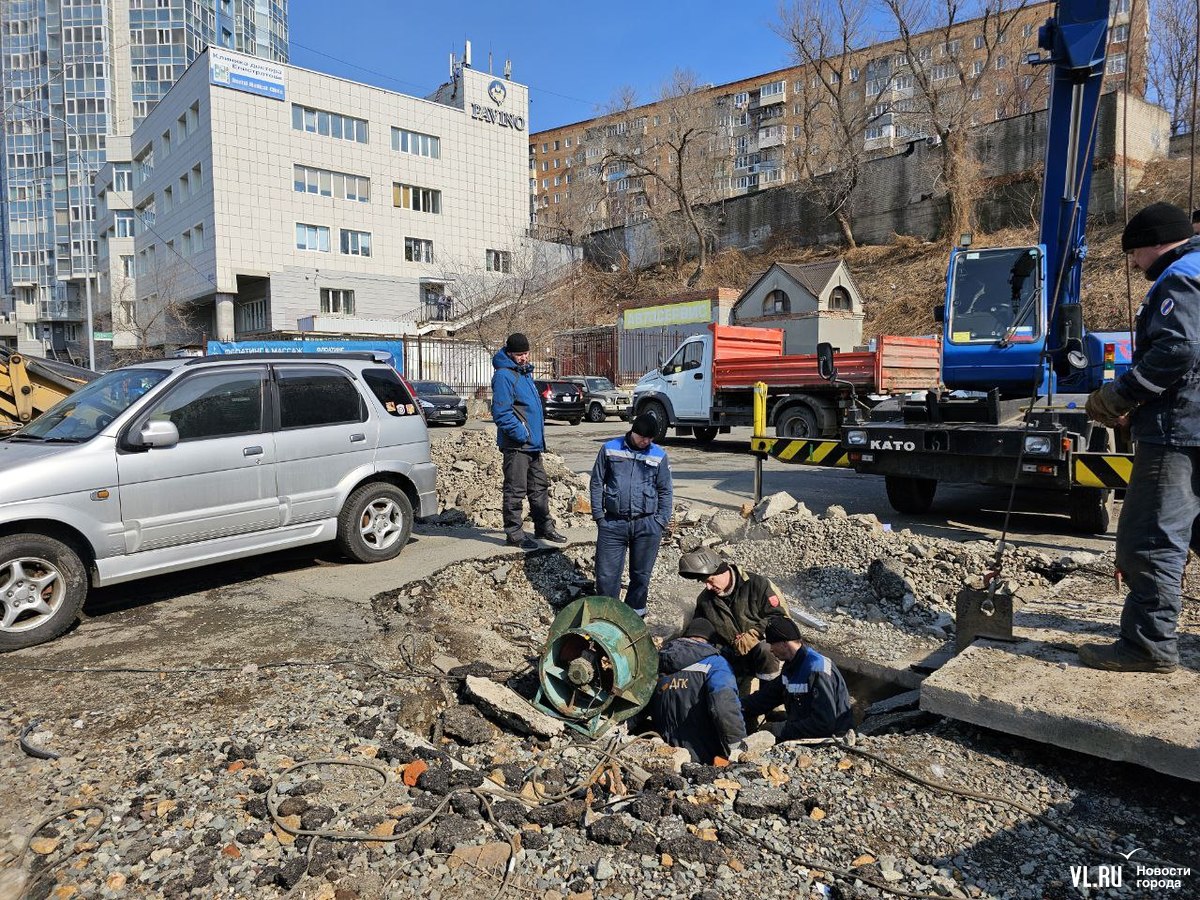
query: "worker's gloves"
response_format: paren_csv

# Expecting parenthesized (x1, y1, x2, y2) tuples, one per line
(732, 629, 761, 656)
(1085, 382, 1136, 427)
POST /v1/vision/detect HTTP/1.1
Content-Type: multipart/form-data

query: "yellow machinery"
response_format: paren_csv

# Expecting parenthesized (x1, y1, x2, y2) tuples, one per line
(0, 347, 97, 433)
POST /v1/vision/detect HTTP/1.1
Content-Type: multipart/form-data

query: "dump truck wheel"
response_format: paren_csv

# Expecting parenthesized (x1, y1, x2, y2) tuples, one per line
(1068, 487, 1112, 534)
(0, 534, 88, 652)
(885, 476, 937, 515)
(640, 400, 669, 443)
(775, 405, 819, 439)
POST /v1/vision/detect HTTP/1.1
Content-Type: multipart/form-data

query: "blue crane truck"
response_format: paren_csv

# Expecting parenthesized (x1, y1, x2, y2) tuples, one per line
(753, 0, 1133, 533)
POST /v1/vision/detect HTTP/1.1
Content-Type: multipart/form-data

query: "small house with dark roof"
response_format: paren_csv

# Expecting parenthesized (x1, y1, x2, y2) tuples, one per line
(731, 260, 865, 355)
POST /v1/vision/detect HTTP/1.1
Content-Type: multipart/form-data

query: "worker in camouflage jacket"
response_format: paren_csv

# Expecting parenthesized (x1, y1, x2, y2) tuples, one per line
(649, 617, 747, 764)
(677, 548, 789, 694)
(1083, 202, 1200, 674)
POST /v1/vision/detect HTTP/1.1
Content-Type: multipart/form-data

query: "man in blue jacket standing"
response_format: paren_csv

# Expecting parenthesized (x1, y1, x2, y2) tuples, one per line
(650, 617, 746, 764)
(742, 617, 853, 741)
(589, 412, 672, 617)
(1082, 202, 1200, 674)
(491, 333, 568, 551)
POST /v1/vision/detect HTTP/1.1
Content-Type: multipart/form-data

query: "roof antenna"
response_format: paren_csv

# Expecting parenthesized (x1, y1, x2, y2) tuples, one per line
(504, 58, 511, 80)
(488, 51, 493, 74)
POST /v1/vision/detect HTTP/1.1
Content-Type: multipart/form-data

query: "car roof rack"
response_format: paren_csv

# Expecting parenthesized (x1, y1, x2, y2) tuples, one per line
(183, 351, 388, 366)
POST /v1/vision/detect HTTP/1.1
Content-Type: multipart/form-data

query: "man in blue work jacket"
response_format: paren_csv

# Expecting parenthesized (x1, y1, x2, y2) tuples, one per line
(1082, 202, 1200, 674)
(589, 412, 673, 617)
(491, 333, 568, 551)
(742, 616, 853, 741)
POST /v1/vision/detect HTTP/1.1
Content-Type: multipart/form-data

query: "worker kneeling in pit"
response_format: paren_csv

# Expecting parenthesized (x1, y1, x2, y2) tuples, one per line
(742, 617, 854, 741)
(677, 548, 788, 695)
(648, 617, 747, 764)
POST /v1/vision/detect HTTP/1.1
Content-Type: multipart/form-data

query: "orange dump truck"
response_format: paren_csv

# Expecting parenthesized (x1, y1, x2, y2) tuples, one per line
(628, 324, 941, 442)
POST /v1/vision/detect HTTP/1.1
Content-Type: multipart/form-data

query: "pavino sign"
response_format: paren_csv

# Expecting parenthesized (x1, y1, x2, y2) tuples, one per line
(208, 47, 286, 101)
(471, 78, 525, 131)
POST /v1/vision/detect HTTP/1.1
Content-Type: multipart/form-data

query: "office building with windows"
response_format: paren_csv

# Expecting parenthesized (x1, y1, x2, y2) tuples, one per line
(0, 0, 287, 362)
(111, 47, 545, 346)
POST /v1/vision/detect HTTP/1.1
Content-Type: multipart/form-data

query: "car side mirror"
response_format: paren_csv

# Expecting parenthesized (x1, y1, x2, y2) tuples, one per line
(817, 342, 836, 382)
(933, 304, 946, 323)
(138, 419, 179, 449)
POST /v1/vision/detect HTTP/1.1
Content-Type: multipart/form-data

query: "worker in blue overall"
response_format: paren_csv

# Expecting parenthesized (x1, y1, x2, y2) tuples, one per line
(1082, 202, 1200, 674)
(589, 412, 672, 617)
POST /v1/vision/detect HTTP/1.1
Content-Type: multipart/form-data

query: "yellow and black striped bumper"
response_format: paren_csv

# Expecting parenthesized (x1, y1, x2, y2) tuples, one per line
(1072, 453, 1134, 488)
(749, 437, 851, 467)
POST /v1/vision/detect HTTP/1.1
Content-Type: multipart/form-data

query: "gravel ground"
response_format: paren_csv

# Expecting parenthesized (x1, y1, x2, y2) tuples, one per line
(2, 473, 1198, 899)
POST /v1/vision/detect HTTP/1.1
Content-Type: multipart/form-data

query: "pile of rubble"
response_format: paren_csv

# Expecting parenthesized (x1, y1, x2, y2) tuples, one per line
(423, 431, 593, 532)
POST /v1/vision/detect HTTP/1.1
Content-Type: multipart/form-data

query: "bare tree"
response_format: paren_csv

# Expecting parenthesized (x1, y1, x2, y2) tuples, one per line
(1147, 0, 1198, 135)
(776, 0, 895, 248)
(600, 70, 721, 286)
(880, 0, 1029, 241)
(109, 258, 201, 364)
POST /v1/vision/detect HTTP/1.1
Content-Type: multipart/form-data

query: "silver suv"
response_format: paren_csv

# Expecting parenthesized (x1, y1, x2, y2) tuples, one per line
(0, 352, 437, 651)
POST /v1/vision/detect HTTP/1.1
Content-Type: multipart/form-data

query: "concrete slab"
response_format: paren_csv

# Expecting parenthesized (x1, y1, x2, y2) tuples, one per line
(920, 583, 1200, 782)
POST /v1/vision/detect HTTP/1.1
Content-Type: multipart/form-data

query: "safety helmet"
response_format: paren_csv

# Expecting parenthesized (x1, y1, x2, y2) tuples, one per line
(678, 548, 726, 580)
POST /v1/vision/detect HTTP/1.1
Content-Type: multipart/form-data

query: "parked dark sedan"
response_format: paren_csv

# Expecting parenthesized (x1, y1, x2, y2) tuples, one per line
(535, 379, 584, 425)
(412, 380, 467, 426)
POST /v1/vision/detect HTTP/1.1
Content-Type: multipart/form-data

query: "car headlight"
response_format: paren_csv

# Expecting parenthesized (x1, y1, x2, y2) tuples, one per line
(1024, 435, 1052, 454)
(419, 399, 434, 409)
(457, 399, 467, 407)
(846, 430, 868, 445)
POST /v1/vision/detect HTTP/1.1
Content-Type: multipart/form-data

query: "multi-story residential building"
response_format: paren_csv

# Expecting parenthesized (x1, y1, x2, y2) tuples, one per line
(530, 0, 1145, 234)
(0, 0, 287, 363)
(105, 47, 554, 348)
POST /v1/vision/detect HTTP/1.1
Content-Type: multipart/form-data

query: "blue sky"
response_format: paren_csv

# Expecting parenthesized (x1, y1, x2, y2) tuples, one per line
(287, 1, 802, 132)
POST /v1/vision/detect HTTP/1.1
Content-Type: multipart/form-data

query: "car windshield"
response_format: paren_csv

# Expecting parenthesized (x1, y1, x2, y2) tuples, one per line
(948, 246, 1042, 343)
(414, 381, 455, 396)
(586, 378, 615, 391)
(11, 368, 170, 443)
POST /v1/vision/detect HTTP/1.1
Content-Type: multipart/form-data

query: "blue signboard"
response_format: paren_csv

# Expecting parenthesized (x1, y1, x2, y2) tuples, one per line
(207, 340, 404, 374)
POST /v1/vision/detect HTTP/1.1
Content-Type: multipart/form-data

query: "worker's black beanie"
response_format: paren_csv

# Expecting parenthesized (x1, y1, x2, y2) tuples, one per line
(764, 616, 802, 643)
(505, 333, 530, 353)
(683, 617, 717, 641)
(630, 412, 658, 438)
(1122, 202, 1193, 251)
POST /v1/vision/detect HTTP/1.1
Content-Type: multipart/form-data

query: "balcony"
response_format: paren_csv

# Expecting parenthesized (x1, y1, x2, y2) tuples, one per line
(40, 300, 83, 322)
(757, 129, 787, 150)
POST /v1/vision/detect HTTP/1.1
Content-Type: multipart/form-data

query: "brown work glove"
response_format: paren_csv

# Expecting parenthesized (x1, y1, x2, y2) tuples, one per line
(1085, 382, 1135, 427)
(732, 629, 761, 656)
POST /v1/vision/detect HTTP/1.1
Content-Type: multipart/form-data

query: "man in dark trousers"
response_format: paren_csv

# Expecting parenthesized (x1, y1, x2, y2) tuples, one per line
(742, 617, 853, 741)
(1081, 202, 1200, 674)
(490, 333, 567, 551)
(677, 548, 789, 694)
(589, 412, 672, 617)
(649, 617, 746, 764)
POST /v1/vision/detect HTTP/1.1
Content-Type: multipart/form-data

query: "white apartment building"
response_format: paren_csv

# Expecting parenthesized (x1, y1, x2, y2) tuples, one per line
(106, 47, 549, 348)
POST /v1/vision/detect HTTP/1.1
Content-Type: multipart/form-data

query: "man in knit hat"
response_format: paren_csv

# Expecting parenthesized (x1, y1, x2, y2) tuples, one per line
(589, 411, 672, 616)
(741, 617, 853, 741)
(491, 333, 568, 551)
(1080, 201, 1200, 674)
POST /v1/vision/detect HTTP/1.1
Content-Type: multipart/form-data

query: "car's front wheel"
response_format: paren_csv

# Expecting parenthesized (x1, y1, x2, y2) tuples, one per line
(337, 483, 413, 563)
(0, 534, 89, 652)
(586, 403, 606, 423)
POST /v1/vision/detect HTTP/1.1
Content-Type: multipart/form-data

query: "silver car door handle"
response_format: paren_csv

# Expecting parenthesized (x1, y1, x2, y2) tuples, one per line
(350, 433, 366, 443)
(243, 446, 263, 457)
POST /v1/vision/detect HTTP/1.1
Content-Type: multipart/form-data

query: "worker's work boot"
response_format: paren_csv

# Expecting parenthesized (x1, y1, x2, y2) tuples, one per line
(1077, 641, 1178, 674)
(536, 527, 569, 545)
(505, 533, 539, 552)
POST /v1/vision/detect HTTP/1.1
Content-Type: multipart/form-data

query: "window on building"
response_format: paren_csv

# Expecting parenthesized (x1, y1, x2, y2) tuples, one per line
(293, 164, 371, 202)
(829, 287, 853, 311)
(1111, 23, 1128, 43)
(237, 298, 267, 333)
(340, 229, 372, 256)
(392, 183, 441, 213)
(120, 255, 134, 277)
(296, 222, 331, 252)
(1106, 52, 1126, 75)
(974, 35, 986, 50)
(114, 210, 135, 237)
(404, 237, 433, 263)
(319, 288, 355, 315)
(391, 127, 440, 158)
(113, 164, 132, 192)
(291, 103, 368, 143)
(760, 80, 786, 98)
(764, 289, 790, 315)
(485, 249, 511, 273)
(996, 55, 1008, 70)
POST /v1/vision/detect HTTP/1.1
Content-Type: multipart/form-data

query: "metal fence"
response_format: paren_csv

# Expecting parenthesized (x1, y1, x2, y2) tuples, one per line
(616, 327, 689, 384)
(401, 335, 554, 398)
(553, 327, 617, 382)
